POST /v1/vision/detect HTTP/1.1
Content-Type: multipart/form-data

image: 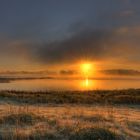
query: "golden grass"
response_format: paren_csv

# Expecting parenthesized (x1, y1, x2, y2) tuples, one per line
(0, 103, 139, 140)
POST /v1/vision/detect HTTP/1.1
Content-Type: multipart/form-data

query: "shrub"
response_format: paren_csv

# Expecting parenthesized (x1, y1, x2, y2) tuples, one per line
(0, 113, 41, 126)
(69, 128, 124, 140)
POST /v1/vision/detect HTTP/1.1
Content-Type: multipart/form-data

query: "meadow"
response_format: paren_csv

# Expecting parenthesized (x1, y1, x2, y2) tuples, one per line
(0, 89, 139, 140)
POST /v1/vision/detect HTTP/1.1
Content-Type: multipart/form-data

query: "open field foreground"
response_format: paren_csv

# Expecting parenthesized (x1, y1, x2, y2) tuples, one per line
(0, 89, 139, 140)
(0, 104, 139, 140)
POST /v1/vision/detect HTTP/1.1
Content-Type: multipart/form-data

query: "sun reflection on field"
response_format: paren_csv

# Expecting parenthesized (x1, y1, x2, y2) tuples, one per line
(79, 78, 96, 90)
(85, 78, 89, 87)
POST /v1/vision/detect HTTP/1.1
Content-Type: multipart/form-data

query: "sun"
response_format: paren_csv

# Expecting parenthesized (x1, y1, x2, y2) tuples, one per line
(81, 62, 92, 77)
(82, 63, 91, 72)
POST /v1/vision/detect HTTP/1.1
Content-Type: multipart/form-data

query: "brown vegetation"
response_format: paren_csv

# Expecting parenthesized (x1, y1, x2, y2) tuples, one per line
(0, 89, 139, 104)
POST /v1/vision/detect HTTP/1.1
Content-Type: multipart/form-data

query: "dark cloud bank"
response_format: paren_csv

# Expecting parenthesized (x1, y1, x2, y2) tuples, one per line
(0, 26, 140, 70)
(35, 29, 112, 64)
(32, 27, 140, 65)
(0, 69, 140, 77)
(60, 69, 140, 76)
(60, 70, 77, 75)
(101, 69, 140, 76)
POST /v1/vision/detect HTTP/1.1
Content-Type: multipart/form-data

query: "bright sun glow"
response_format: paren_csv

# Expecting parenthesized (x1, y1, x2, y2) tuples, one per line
(81, 62, 93, 77)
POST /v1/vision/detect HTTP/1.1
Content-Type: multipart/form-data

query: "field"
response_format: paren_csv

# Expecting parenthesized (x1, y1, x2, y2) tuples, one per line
(0, 89, 139, 140)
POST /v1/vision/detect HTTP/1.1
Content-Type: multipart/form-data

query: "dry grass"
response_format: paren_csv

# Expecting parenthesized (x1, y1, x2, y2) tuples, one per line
(0, 89, 139, 139)
(0, 113, 43, 126)
(0, 103, 139, 140)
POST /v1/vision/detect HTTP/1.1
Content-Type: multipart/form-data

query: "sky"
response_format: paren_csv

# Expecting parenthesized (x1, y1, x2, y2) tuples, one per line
(0, 0, 140, 76)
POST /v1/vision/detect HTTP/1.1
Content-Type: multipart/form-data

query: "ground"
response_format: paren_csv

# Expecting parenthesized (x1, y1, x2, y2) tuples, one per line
(0, 90, 139, 140)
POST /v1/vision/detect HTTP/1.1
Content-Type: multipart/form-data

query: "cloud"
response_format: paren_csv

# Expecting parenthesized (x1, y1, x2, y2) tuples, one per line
(0, 25, 140, 70)
(120, 10, 135, 17)
(0, 70, 57, 76)
(101, 69, 140, 76)
(35, 29, 114, 64)
(60, 70, 77, 75)
(112, 10, 135, 18)
(32, 26, 140, 66)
